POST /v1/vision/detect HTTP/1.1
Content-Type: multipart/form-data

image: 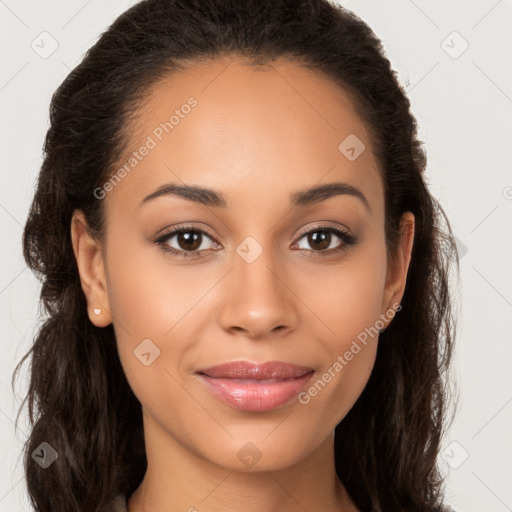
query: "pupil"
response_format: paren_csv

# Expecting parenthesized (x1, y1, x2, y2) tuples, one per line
(179, 231, 201, 251)
(309, 231, 330, 250)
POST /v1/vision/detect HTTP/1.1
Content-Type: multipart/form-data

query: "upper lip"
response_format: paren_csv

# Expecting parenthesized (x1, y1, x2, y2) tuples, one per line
(197, 360, 314, 380)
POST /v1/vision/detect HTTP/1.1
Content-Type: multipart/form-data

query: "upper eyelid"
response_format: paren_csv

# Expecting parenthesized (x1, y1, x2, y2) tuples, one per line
(294, 222, 352, 239)
(156, 225, 216, 242)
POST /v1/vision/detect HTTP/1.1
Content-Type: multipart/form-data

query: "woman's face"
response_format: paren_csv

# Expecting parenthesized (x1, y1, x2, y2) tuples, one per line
(73, 57, 414, 472)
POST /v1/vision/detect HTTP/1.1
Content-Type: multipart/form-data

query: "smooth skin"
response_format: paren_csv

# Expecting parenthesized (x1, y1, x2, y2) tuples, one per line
(71, 57, 415, 512)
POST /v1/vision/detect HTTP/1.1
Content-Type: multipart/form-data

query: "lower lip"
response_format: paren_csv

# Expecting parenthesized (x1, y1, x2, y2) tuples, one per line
(197, 372, 314, 412)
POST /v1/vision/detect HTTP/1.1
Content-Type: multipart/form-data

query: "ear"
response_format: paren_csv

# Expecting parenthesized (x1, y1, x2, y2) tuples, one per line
(70, 210, 112, 327)
(381, 211, 415, 325)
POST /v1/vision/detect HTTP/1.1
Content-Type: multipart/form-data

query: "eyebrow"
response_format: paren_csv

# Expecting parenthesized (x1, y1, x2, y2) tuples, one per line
(138, 181, 371, 212)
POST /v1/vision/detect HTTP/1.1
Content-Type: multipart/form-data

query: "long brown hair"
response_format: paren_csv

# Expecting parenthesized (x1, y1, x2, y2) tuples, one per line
(13, 1, 459, 510)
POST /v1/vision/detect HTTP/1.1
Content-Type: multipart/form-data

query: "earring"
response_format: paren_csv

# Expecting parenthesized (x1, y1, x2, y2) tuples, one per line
(93, 308, 102, 315)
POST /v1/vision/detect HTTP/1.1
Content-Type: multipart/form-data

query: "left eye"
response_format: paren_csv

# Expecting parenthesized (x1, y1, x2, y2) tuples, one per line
(294, 227, 355, 252)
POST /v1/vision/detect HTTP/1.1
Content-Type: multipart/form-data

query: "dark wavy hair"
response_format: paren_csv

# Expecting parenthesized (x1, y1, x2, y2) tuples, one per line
(13, 0, 460, 511)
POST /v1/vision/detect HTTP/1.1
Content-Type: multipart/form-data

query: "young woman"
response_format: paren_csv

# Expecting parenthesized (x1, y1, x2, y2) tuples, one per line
(14, 1, 459, 511)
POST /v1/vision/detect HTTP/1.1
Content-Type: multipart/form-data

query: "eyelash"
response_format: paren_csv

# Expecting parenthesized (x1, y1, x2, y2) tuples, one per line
(153, 224, 358, 258)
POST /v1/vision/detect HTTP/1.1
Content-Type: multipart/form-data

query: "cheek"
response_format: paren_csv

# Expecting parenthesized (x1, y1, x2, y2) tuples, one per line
(104, 231, 206, 389)
(105, 231, 207, 338)
(297, 339, 377, 438)
(294, 239, 387, 418)
(298, 236, 387, 353)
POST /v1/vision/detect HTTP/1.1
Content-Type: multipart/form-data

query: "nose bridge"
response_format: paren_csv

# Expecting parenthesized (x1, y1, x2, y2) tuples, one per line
(219, 234, 298, 337)
(236, 236, 280, 299)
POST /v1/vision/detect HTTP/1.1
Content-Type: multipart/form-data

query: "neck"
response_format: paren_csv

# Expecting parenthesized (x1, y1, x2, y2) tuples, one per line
(127, 413, 358, 512)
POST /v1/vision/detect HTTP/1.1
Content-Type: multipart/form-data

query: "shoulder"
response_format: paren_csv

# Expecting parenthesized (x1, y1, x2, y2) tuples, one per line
(100, 494, 128, 512)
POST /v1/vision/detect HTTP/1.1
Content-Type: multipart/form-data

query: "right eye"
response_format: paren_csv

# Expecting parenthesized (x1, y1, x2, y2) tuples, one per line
(154, 225, 221, 258)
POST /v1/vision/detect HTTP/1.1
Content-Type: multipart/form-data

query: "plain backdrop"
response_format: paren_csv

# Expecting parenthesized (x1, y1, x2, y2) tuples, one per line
(1, 1, 511, 511)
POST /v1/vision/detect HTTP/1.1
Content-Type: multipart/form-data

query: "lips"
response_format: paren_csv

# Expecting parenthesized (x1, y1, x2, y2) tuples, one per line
(198, 360, 313, 380)
(196, 360, 314, 412)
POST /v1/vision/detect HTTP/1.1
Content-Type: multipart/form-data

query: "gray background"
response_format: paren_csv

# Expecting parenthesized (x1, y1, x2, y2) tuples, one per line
(1, 1, 511, 511)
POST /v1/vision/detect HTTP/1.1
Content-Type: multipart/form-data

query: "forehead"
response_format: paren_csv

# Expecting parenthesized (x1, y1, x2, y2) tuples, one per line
(105, 57, 383, 214)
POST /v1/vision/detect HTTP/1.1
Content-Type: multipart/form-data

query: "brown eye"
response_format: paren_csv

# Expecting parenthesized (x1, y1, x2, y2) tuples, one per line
(175, 230, 202, 251)
(294, 227, 357, 254)
(155, 226, 219, 257)
(306, 230, 331, 250)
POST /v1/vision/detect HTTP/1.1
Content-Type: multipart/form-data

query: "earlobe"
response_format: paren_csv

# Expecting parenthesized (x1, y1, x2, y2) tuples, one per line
(70, 210, 112, 328)
(381, 211, 415, 326)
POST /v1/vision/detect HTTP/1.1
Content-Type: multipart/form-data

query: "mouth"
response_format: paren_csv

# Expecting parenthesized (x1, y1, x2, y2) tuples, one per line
(195, 360, 314, 412)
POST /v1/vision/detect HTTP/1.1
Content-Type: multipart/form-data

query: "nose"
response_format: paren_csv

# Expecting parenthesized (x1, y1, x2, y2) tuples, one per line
(218, 243, 299, 339)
